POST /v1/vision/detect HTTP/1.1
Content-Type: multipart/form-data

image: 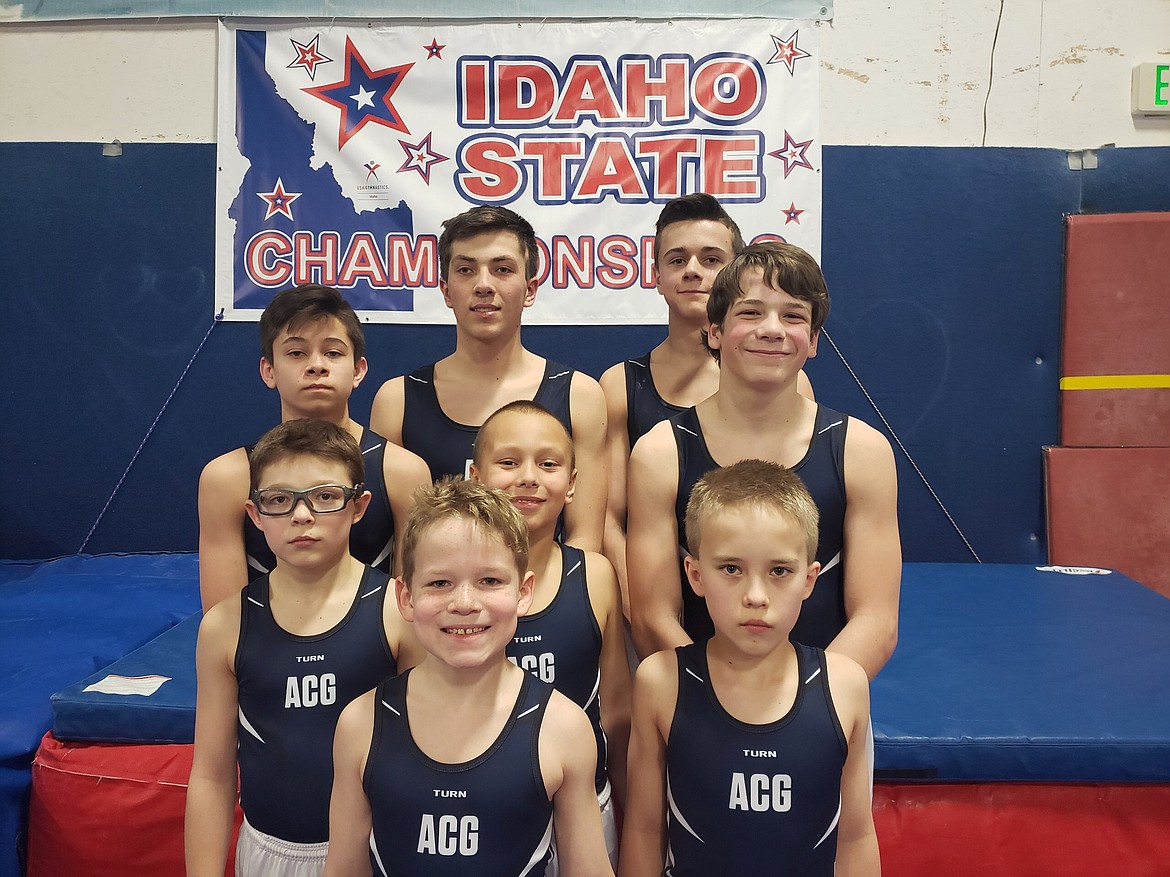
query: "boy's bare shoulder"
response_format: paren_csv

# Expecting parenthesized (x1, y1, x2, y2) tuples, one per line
(199, 446, 250, 490)
(198, 594, 243, 653)
(824, 651, 870, 719)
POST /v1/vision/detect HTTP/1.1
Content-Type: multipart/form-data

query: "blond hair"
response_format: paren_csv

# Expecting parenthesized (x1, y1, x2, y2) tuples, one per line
(685, 460, 819, 562)
(473, 400, 575, 470)
(400, 477, 530, 583)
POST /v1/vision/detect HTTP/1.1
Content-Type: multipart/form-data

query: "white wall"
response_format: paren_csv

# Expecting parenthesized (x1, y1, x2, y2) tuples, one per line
(1, 2, 1168, 147)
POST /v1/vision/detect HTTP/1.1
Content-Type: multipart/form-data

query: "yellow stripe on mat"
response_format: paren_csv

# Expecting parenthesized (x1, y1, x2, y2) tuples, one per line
(1060, 375, 1170, 390)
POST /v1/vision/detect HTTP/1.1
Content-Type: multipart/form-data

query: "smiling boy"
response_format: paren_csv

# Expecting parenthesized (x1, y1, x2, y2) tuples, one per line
(324, 478, 613, 877)
(470, 401, 631, 868)
(599, 195, 812, 613)
(369, 206, 608, 551)
(626, 242, 900, 680)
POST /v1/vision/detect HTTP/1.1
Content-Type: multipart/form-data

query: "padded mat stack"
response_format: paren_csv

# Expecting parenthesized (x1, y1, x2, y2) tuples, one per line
(0, 553, 199, 877)
(1047, 211, 1170, 597)
(871, 563, 1170, 876)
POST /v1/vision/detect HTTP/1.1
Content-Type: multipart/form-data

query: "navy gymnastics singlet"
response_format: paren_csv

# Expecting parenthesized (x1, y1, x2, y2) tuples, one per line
(243, 427, 395, 579)
(364, 670, 555, 876)
(234, 566, 397, 843)
(507, 543, 607, 792)
(624, 352, 688, 448)
(401, 359, 575, 480)
(671, 404, 848, 647)
(665, 642, 847, 876)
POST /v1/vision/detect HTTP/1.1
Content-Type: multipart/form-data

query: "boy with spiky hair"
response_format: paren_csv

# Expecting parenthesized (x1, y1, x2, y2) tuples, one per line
(324, 478, 613, 877)
(187, 419, 420, 877)
(369, 205, 608, 552)
(626, 241, 900, 679)
(198, 283, 431, 610)
(621, 460, 878, 877)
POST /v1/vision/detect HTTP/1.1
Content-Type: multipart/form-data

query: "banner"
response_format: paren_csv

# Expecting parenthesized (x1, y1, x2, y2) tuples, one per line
(216, 19, 821, 323)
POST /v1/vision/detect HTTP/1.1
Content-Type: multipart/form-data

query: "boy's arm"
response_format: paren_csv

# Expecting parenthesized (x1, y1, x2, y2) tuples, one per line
(617, 651, 675, 877)
(185, 602, 242, 877)
(564, 373, 609, 552)
(598, 363, 632, 618)
(369, 376, 406, 446)
(830, 419, 901, 679)
(541, 693, 615, 877)
(825, 653, 881, 877)
(323, 693, 376, 877)
(381, 442, 431, 577)
(197, 449, 251, 612)
(585, 551, 632, 808)
(626, 423, 689, 659)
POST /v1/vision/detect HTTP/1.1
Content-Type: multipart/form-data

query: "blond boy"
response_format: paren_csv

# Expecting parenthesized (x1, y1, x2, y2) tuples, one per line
(620, 460, 879, 877)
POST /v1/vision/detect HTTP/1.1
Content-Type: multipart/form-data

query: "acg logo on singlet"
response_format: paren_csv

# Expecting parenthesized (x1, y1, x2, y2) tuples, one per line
(508, 652, 556, 683)
(728, 772, 792, 812)
(417, 814, 479, 856)
(284, 673, 337, 708)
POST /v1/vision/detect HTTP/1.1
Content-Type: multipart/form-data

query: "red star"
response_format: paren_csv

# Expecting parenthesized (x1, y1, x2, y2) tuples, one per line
(783, 202, 804, 225)
(768, 32, 811, 74)
(287, 35, 332, 81)
(256, 178, 302, 221)
(424, 38, 446, 60)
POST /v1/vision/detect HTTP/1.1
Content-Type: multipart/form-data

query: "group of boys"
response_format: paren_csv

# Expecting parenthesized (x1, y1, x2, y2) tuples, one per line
(185, 195, 901, 877)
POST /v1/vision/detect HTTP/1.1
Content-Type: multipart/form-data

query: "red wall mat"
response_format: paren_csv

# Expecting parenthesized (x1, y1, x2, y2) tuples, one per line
(1061, 212, 1170, 447)
(1044, 446, 1170, 598)
(28, 734, 240, 877)
(874, 783, 1170, 877)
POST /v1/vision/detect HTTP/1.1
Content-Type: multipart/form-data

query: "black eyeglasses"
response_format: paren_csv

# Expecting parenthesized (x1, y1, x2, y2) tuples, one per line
(250, 484, 364, 516)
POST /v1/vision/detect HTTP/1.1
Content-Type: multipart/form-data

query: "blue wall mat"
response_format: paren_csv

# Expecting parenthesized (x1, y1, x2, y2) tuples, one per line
(2, 142, 1168, 563)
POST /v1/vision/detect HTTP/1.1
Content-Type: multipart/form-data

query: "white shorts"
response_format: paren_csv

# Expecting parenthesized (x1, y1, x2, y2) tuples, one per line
(235, 817, 328, 877)
(544, 780, 618, 876)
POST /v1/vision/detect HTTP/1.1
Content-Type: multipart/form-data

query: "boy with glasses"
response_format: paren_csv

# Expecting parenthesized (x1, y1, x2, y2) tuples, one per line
(186, 419, 420, 877)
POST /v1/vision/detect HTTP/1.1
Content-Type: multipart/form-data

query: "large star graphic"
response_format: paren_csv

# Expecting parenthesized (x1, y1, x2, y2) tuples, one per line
(256, 178, 302, 221)
(424, 38, 445, 60)
(768, 131, 815, 178)
(768, 31, 811, 74)
(287, 34, 332, 81)
(783, 202, 804, 225)
(398, 133, 449, 184)
(303, 37, 413, 151)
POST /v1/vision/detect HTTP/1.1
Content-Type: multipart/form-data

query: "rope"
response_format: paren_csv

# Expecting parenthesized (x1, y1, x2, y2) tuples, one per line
(79, 313, 222, 554)
(820, 328, 982, 562)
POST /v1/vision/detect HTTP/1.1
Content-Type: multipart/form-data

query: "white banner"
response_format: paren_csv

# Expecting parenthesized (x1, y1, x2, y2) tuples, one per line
(216, 18, 821, 323)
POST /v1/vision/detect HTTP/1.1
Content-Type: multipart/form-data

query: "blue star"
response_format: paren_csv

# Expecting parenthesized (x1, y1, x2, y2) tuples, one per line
(303, 37, 413, 150)
(768, 131, 815, 178)
(424, 38, 446, 60)
(783, 202, 804, 224)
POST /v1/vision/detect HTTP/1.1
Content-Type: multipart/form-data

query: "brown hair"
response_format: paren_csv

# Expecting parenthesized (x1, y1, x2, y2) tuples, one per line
(248, 419, 364, 491)
(704, 242, 830, 361)
(438, 205, 539, 281)
(653, 192, 745, 263)
(259, 284, 365, 364)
